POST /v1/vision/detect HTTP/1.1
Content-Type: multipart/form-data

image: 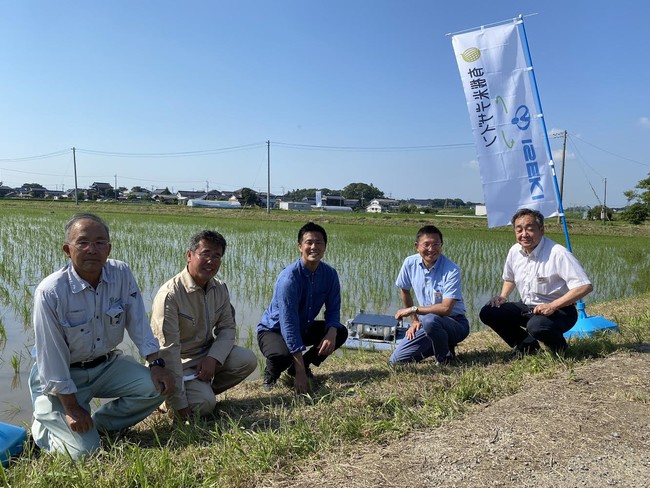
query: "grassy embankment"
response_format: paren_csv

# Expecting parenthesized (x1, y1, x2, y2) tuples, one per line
(1, 201, 649, 487)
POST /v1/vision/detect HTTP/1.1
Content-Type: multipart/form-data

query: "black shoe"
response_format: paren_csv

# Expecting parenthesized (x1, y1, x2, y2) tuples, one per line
(436, 345, 458, 365)
(509, 336, 541, 359)
(262, 374, 278, 391)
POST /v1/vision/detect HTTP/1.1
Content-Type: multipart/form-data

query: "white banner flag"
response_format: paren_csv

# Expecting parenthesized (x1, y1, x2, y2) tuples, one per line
(315, 190, 322, 208)
(451, 20, 558, 227)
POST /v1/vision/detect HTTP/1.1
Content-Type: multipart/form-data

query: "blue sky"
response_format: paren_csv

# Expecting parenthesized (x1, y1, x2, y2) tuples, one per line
(1, 1, 648, 207)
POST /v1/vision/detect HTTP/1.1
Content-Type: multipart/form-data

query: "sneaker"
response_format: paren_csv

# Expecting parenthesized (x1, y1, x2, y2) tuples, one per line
(435, 345, 458, 365)
(262, 373, 278, 391)
(508, 336, 541, 359)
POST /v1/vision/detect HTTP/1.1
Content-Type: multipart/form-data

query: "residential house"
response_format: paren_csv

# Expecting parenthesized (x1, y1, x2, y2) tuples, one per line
(89, 182, 114, 199)
(366, 198, 400, 213)
(176, 189, 222, 205)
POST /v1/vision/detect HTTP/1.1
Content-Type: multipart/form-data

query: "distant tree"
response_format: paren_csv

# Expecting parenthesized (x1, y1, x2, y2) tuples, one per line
(130, 186, 148, 193)
(341, 183, 384, 205)
(398, 204, 418, 214)
(284, 188, 334, 201)
(586, 205, 613, 221)
(240, 187, 258, 206)
(22, 182, 46, 189)
(161, 187, 172, 195)
(620, 202, 649, 225)
(625, 172, 650, 206)
(428, 199, 443, 208)
(621, 172, 650, 223)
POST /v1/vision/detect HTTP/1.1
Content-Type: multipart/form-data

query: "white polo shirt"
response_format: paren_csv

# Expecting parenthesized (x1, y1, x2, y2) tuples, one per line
(503, 236, 591, 306)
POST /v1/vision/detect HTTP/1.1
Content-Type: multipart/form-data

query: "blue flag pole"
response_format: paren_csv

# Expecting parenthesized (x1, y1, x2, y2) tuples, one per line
(516, 15, 618, 338)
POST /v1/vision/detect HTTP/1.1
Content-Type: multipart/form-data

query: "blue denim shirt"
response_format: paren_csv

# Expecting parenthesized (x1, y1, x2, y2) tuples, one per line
(257, 259, 343, 354)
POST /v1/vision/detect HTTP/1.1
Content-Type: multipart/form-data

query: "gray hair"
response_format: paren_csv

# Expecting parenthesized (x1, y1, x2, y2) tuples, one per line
(511, 208, 544, 227)
(65, 213, 110, 242)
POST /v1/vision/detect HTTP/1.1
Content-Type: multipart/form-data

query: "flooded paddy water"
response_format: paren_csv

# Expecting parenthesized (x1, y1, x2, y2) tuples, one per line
(1, 208, 648, 426)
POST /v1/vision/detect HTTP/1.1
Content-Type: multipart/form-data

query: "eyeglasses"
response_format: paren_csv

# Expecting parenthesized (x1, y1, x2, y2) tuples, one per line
(194, 251, 222, 261)
(418, 241, 443, 249)
(70, 240, 110, 251)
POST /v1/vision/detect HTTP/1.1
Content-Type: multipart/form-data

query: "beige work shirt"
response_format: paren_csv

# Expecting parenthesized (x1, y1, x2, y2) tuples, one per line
(151, 267, 236, 410)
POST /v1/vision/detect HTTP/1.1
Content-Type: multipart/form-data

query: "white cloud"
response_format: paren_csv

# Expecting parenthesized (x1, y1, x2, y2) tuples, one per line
(552, 149, 575, 161)
(639, 117, 650, 127)
(463, 159, 479, 171)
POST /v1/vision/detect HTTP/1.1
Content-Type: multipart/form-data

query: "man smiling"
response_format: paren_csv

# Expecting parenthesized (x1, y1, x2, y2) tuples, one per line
(151, 230, 257, 418)
(480, 208, 593, 356)
(389, 225, 469, 365)
(257, 222, 348, 393)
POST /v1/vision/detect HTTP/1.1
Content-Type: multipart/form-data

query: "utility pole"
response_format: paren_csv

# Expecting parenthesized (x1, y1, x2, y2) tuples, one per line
(114, 174, 118, 201)
(267, 140, 271, 214)
(72, 147, 79, 205)
(602, 178, 608, 223)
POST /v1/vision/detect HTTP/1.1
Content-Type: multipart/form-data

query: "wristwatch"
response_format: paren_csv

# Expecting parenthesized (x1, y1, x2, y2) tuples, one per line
(149, 357, 166, 369)
(411, 305, 418, 315)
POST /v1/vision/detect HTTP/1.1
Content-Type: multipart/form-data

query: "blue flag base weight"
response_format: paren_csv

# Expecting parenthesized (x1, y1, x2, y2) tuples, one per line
(564, 302, 619, 339)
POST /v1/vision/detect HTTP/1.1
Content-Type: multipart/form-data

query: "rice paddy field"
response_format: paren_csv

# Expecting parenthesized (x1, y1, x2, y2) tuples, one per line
(1, 201, 649, 426)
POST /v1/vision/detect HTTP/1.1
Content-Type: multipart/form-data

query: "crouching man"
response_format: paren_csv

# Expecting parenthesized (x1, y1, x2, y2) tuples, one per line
(151, 230, 257, 418)
(29, 213, 175, 459)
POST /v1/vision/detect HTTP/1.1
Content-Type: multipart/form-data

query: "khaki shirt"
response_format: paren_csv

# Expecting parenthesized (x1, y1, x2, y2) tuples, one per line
(151, 267, 236, 410)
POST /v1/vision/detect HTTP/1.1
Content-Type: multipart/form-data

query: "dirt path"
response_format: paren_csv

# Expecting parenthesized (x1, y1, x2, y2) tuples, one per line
(261, 348, 650, 487)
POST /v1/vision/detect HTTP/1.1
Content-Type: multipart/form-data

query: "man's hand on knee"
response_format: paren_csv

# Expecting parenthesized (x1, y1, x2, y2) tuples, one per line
(64, 404, 94, 433)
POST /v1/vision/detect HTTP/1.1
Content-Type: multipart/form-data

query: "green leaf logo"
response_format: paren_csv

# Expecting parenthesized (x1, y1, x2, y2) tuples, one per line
(461, 47, 481, 62)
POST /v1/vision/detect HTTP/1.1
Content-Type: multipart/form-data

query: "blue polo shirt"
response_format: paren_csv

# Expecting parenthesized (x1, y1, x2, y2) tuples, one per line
(257, 259, 343, 354)
(396, 253, 466, 316)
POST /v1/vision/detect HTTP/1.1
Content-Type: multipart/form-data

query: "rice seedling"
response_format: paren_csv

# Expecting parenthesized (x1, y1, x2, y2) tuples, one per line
(0, 316, 6, 347)
(0, 402, 21, 422)
(10, 352, 22, 389)
(0, 203, 649, 429)
(10, 353, 21, 375)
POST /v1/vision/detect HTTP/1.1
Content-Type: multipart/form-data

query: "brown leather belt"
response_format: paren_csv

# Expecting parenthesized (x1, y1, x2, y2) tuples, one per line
(70, 352, 112, 369)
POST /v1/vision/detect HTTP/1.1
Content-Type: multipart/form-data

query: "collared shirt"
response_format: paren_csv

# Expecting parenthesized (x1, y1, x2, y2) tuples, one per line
(150, 267, 236, 410)
(503, 236, 592, 306)
(32, 259, 159, 396)
(395, 253, 466, 316)
(257, 259, 343, 354)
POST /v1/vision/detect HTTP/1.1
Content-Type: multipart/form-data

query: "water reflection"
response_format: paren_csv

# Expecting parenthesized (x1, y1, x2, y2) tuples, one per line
(1, 213, 648, 425)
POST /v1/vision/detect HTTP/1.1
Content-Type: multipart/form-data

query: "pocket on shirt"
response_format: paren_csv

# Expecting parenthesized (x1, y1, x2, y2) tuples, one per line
(62, 315, 93, 352)
(104, 304, 126, 345)
(533, 277, 549, 296)
(178, 312, 196, 341)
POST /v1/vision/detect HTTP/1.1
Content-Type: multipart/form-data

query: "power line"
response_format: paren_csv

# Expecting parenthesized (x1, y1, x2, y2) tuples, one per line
(0, 149, 69, 162)
(74, 143, 266, 158)
(272, 141, 475, 152)
(570, 134, 650, 167)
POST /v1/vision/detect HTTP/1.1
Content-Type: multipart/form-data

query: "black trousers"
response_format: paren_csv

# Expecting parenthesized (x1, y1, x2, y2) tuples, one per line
(257, 320, 349, 380)
(479, 301, 578, 353)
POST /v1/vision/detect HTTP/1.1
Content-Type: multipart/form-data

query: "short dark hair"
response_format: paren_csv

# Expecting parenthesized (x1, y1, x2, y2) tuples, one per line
(65, 213, 110, 242)
(189, 230, 227, 254)
(298, 222, 327, 245)
(511, 208, 544, 227)
(415, 225, 443, 245)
